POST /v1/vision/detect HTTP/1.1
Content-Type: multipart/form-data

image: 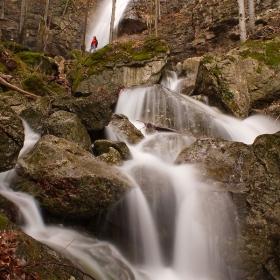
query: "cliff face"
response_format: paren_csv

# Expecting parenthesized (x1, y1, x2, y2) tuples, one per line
(118, 0, 280, 65)
(1, 0, 279, 60)
(0, 0, 97, 56)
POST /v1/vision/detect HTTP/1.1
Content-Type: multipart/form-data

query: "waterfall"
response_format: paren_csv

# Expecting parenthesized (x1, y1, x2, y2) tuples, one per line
(1, 74, 280, 280)
(87, 0, 131, 49)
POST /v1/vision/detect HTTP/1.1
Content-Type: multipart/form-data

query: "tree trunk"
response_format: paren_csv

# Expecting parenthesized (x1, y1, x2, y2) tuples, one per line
(19, 0, 27, 44)
(237, 0, 246, 43)
(155, 0, 158, 36)
(248, 0, 255, 34)
(109, 0, 116, 44)
(82, 0, 90, 56)
(43, 0, 50, 26)
(0, 0, 4, 19)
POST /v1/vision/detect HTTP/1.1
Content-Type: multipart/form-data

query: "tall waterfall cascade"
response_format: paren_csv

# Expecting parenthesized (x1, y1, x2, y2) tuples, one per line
(1, 71, 280, 280)
(87, 0, 131, 49)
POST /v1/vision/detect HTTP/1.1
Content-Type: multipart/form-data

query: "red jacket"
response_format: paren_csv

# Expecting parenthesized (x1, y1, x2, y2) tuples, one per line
(91, 39, 98, 47)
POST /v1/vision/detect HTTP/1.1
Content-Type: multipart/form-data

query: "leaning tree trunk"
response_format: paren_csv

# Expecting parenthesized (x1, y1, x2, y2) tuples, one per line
(109, 0, 116, 44)
(248, 0, 255, 34)
(237, 0, 246, 43)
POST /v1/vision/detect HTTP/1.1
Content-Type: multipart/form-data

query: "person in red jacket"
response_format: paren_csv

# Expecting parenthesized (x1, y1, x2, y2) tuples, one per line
(89, 36, 98, 52)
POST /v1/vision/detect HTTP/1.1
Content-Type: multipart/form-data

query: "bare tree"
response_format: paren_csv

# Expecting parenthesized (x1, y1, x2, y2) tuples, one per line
(0, 0, 4, 19)
(237, 0, 246, 43)
(19, 0, 27, 44)
(155, 0, 158, 36)
(82, 0, 90, 56)
(109, 0, 116, 43)
(248, 0, 255, 34)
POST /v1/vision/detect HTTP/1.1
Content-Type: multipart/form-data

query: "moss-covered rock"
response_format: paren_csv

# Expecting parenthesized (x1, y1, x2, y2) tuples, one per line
(22, 74, 51, 96)
(68, 37, 168, 92)
(11, 134, 133, 218)
(16, 51, 57, 75)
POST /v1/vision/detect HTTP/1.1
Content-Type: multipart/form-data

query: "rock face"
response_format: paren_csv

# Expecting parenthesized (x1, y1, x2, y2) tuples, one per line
(119, 0, 280, 64)
(11, 134, 134, 219)
(0, 0, 95, 56)
(193, 34, 280, 119)
(0, 100, 24, 172)
(174, 133, 280, 280)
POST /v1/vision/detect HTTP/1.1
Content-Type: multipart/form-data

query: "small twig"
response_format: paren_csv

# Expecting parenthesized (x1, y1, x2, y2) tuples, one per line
(60, 239, 75, 253)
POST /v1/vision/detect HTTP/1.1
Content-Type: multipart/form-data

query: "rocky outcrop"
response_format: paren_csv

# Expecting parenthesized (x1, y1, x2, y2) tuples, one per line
(192, 34, 280, 119)
(42, 110, 92, 153)
(194, 55, 250, 119)
(174, 133, 280, 280)
(11, 134, 134, 219)
(119, 0, 280, 65)
(0, 100, 24, 172)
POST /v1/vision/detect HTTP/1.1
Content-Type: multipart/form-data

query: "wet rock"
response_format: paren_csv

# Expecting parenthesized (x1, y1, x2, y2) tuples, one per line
(109, 114, 144, 145)
(96, 147, 123, 166)
(174, 133, 280, 279)
(93, 139, 132, 160)
(0, 100, 24, 172)
(11, 135, 134, 219)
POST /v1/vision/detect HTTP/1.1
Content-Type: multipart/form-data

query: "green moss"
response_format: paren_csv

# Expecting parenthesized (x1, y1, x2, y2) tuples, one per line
(22, 75, 50, 96)
(68, 37, 168, 89)
(212, 68, 222, 77)
(48, 81, 67, 95)
(220, 82, 234, 99)
(0, 214, 8, 230)
(257, 65, 262, 74)
(239, 39, 280, 69)
(202, 55, 214, 64)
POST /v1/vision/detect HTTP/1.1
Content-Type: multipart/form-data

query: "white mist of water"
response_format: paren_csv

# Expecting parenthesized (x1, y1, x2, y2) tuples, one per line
(87, 0, 131, 49)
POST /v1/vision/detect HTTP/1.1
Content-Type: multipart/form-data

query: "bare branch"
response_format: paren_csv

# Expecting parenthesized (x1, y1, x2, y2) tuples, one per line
(0, 76, 39, 100)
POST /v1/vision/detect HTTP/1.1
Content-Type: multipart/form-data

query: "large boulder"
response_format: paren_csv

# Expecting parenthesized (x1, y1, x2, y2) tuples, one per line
(69, 38, 169, 94)
(0, 100, 24, 172)
(11, 134, 134, 219)
(194, 55, 250, 119)
(43, 110, 92, 153)
(174, 133, 280, 280)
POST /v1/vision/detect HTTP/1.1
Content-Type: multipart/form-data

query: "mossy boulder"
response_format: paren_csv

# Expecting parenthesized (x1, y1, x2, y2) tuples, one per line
(43, 110, 92, 153)
(22, 74, 51, 97)
(194, 55, 250, 119)
(0, 100, 24, 172)
(69, 37, 168, 92)
(16, 51, 57, 75)
(11, 134, 133, 218)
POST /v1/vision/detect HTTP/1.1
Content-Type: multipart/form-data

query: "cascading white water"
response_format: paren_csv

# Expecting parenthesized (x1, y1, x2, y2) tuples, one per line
(1, 73, 280, 280)
(87, 0, 131, 49)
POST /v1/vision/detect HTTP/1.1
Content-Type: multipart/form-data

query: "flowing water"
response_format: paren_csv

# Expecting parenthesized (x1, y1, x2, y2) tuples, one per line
(1, 74, 280, 280)
(87, 0, 131, 49)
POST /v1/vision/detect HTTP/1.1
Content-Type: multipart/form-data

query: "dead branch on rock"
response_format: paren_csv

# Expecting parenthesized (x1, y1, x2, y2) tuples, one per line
(137, 120, 197, 139)
(0, 76, 38, 100)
